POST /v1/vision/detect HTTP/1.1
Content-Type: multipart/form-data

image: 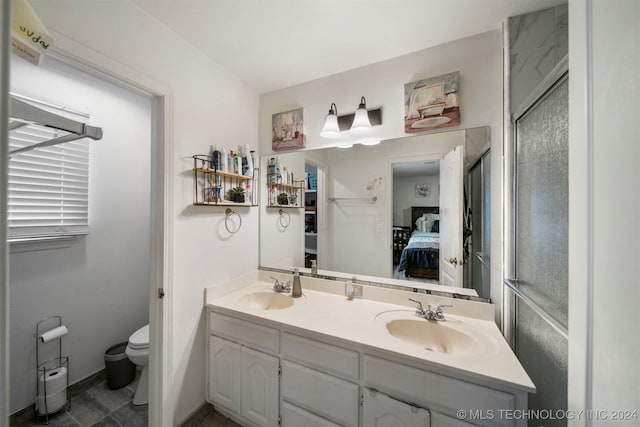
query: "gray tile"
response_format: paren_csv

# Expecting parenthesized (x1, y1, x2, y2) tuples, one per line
(89, 415, 122, 427)
(68, 370, 107, 399)
(67, 382, 133, 427)
(12, 410, 80, 427)
(180, 405, 240, 427)
(110, 402, 148, 427)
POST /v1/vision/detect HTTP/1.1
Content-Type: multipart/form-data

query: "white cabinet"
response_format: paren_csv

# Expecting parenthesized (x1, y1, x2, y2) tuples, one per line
(281, 360, 359, 427)
(281, 402, 341, 427)
(431, 411, 477, 427)
(362, 388, 430, 427)
(364, 355, 519, 427)
(207, 309, 527, 427)
(241, 346, 279, 427)
(207, 330, 279, 427)
(208, 336, 241, 414)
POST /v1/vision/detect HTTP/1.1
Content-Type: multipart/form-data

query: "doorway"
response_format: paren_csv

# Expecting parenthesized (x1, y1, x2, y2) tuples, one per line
(3, 51, 168, 424)
(391, 160, 440, 284)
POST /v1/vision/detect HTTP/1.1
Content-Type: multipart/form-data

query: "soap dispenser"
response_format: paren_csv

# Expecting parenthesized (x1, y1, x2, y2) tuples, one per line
(292, 268, 302, 298)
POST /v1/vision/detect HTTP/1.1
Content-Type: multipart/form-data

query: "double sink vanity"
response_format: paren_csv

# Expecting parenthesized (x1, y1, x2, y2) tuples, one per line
(205, 269, 534, 427)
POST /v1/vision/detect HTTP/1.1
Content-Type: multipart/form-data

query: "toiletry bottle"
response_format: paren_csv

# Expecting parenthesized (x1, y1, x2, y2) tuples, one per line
(229, 150, 235, 173)
(275, 157, 282, 183)
(212, 144, 221, 170)
(221, 145, 228, 172)
(268, 158, 276, 183)
(245, 144, 254, 177)
(292, 268, 302, 298)
(235, 153, 242, 175)
(227, 150, 232, 173)
(242, 145, 249, 176)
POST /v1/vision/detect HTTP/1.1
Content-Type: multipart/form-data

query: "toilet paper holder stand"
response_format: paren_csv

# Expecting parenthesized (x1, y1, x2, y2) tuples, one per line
(35, 315, 70, 422)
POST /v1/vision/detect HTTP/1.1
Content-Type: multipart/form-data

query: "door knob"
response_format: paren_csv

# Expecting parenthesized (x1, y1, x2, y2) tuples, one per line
(449, 257, 458, 265)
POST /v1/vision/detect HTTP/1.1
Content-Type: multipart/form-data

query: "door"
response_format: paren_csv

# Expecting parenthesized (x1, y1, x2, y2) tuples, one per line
(506, 70, 569, 425)
(439, 145, 464, 287)
(208, 336, 241, 414)
(241, 347, 280, 427)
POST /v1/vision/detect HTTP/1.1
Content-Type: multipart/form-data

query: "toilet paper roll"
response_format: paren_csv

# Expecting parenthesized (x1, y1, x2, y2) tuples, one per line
(39, 325, 68, 343)
(36, 389, 67, 414)
(38, 367, 67, 396)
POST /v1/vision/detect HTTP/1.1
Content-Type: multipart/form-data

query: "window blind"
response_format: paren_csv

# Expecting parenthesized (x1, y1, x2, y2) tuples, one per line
(8, 122, 90, 240)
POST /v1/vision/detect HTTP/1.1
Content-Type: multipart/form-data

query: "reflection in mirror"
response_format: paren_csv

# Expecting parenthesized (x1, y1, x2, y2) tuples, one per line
(259, 127, 491, 299)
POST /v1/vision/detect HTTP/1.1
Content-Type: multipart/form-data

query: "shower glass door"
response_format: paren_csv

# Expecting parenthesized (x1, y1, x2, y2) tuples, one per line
(506, 69, 569, 425)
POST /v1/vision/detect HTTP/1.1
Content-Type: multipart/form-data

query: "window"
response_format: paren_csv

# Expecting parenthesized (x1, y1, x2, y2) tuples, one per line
(8, 115, 90, 241)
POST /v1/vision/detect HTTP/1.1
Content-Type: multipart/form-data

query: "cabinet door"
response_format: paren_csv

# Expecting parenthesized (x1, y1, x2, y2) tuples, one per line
(431, 411, 477, 427)
(241, 346, 280, 427)
(208, 335, 241, 414)
(362, 388, 430, 427)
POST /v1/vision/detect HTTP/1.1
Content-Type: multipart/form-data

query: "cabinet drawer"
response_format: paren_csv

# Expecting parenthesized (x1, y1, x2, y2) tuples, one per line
(364, 355, 515, 426)
(363, 388, 430, 427)
(282, 332, 359, 380)
(282, 360, 359, 427)
(282, 402, 341, 427)
(209, 312, 279, 354)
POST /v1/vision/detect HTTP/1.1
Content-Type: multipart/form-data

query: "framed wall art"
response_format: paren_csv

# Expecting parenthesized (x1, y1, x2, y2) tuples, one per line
(404, 71, 460, 133)
(415, 183, 431, 198)
(272, 108, 306, 151)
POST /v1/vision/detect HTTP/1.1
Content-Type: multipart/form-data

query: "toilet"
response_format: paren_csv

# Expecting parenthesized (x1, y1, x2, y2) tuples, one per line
(125, 324, 149, 405)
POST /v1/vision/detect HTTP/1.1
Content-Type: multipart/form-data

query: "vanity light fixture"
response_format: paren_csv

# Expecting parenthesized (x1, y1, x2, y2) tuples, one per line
(320, 98, 382, 139)
(320, 102, 341, 139)
(350, 96, 372, 134)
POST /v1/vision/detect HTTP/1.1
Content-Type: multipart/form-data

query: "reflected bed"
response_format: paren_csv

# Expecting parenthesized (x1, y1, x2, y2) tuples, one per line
(395, 207, 440, 280)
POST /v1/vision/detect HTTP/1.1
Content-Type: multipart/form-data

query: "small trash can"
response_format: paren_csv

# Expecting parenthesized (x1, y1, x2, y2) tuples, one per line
(104, 342, 136, 389)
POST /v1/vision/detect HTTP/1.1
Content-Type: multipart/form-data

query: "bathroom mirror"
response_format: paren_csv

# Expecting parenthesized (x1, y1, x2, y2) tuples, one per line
(259, 126, 491, 299)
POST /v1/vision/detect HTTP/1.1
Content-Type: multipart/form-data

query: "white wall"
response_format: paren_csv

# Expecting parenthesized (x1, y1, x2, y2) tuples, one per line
(9, 55, 151, 413)
(27, 1, 260, 424)
(393, 175, 440, 227)
(259, 30, 504, 321)
(568, 0, 640, 422)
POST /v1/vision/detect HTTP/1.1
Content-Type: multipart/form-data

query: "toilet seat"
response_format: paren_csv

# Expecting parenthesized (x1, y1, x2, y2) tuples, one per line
(128, 324, 149, 350)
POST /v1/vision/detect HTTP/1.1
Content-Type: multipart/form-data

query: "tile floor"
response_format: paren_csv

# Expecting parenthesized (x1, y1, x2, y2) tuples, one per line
(10, 370, 147, 427)
(10, 369, 239, 427)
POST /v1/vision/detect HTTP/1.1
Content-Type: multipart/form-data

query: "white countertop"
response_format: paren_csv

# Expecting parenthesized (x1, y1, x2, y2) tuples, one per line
(206, 281, 535, 393)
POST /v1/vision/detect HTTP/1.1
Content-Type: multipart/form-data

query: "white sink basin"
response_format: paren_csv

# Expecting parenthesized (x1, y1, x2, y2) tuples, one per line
(377, 312, 496, 356)
(239, 291, 294, 310)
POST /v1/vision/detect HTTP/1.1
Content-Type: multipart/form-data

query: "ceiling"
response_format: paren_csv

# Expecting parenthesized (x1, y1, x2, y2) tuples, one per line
(131, 0, 564, 94)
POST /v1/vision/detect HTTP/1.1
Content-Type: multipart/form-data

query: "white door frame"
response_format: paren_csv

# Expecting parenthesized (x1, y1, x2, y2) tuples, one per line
(1, 0, 11, 424)
(29, 32, 173, 426)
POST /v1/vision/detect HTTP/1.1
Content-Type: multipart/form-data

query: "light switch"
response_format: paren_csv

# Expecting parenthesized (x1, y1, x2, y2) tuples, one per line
(376, 222, 383, 233)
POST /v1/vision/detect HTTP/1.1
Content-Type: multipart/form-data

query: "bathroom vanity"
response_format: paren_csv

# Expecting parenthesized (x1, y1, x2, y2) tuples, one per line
(205, 271, 534, 427)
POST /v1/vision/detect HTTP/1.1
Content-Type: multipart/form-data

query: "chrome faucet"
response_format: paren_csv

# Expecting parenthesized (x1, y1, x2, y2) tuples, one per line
(408, 298, 452, 321)
(291, 268, 302, 298)
(271, 277, 291, 293)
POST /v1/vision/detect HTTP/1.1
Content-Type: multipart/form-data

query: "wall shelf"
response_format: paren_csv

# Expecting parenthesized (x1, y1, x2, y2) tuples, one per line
(266, 180, 304, 208)
(192, 154, 258, 207)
